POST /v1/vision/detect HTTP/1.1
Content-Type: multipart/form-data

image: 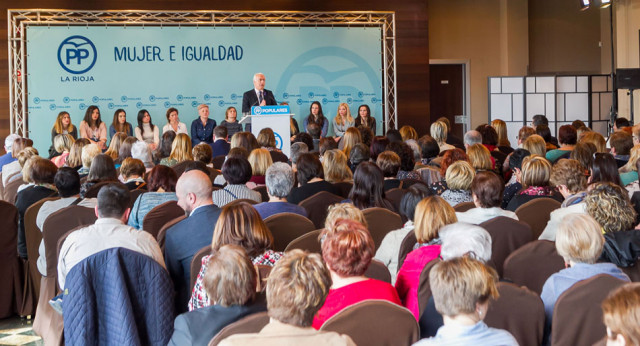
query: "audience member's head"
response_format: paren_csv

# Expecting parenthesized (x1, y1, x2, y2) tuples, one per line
(266, 249, 331, 327)
(585, 182, 636, 233)
(508, 149, 531, 174)
(414, 195, 457, 244)
(386, 129, 402, 143)
(471, 171, 503, 208)
(318, 137, 338, 157)
(169, 133, 193, 163)
(370, 136, 390, 162)
(571, 120, 586, 129)
(590, 153, 623, 186)
(117, 136, 139, 164)
(322, 149, 352, 183)
(120, 158, 146, 181)
(296, 153, 323, 185)
(550, 159, 587, 195)
(11, 137, 33, 159)
(440, 148, 469, 176)
(293, 132, 314, 151)
(614, 117, 631, 131)
(555, 213, 604, 266)
(531, 114, 548, 129)
(467, 143, 492, 171)
(146, 164, 178, 192)
(520, 155, 551, 188)
(131, 141, 154, 168)
(348, 162, 390, 210)
(54, 167, 81, 198)
(257, 128, 277, 148)
(53, 134, 74, 154)
(463, 130, 482, 148)
(522, 134, 546, 157)
(570, 141, 597, 171)
(213, 125, 228, 141)
(204, 245, 257, 308)
(211, 201, 274, 258)
(439, 223, 492, 263)
(476, 124, 498, 146)
(558, 124, 577, 146)
(399, 125, 418, 142)
(580, 131, 607, 153)
(535, 124, 553, 144)
(376, 151, 401, 178)
(176, 170, 213, 214)
(30, 157, 57, 185)
(517, 126, 536, 146)
(307, 123, 321, 140)
(231, 132, 259, 153)
(430, 121, 448, 144)
(387, 141, 415, 172)
(105, 132, 126, 160)
(602, 283, 640, 346)
(156, 131, 176, 161)
(445, 160, 475, 191)
(96, 183, 131, 219)
(67, 138, 90, 168)
(358, 126, 374, 148)
(265, 162, 295, 199)
(87, 154, 118, 183)
(227, 147, 249, 160)
(4, 133, 20, 153)
(290, 142, 309, 166)
(192, 143, 213, 164)
(81, 143, 101, 169)
(348, 143, 370, 169)
(222, 157, 253, 185)
(417, 135, 440, 161)
(342, 127, 362, 158)
(399, 184, 432, 222)
(491, 119, 510, 147)
(610, 131, 633, 156)
(324, 203, 367, 231)
(248, 148, 273, 177)
(321, 219, 375, 280)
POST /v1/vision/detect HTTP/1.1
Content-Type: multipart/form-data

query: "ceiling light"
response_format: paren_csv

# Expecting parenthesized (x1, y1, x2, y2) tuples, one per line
(601, 0, 612, 8)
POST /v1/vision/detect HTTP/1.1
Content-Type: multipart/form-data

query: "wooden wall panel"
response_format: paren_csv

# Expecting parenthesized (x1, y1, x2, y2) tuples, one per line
(0, 0, 429, 143)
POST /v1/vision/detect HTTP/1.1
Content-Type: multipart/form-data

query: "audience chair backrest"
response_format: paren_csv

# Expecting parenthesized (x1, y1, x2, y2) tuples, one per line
(417, 258, 442, 317)
(298, 191, 344, 229)
(172, 160, 194, 177)
(619, 258, 640, 282)
(83, 181, 112, 198)
(485, 282, 545, 346)
(332, 182, 353, 199)
(190, 246, 212, 295)
(502, 240, 565, 295)
(480, 216, 533, 277)
(255, 265, 272, 293)
(208, 312, 270, 346)
(157, 215, 187, 251)
(364, 259, 392, 284)
(385, 188, 406, 216)
(362, 207, 403, 250)
(453, 201, 475, 212)
(227, 198, 259, 206)
(269, 151, 289, 164)
(212, 155, 225, 170)
(400, 178, 426, 189)
(252, 185, 269, 202)
(320, 300, 419, 346)
(264, 212, 315, 252)
(0, 201, 20, 318)
(416, 166, 441, 186)
(3, 178, 22, 203)
(141, 200, 185, 239)
(514, 197, 561, 239)
(552, 274, 628, 346)
(397, 231, 418, 270)
(283, 229, 323, 254)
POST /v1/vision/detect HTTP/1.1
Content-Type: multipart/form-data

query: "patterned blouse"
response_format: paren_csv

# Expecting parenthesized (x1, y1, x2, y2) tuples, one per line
(188, 250, 283, 311)
(440, 189, 473, 207)
(211, 184, 262, 207)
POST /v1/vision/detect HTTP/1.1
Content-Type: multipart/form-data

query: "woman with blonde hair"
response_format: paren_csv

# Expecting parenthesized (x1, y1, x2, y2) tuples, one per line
(322, 149, 353, 184)
(65, 138, 90, 169)
(522, 134, 547, 157)
(160, 133, 193, 167)
(580, 131, 607, 153)
(395, 195, 458, 319)
(189, 201, 283, 310)
(51, 134, 75, 168)
(256, 128, 281, 152)
(104, 132, 126, 161)
(506, 155, 562, 211)
(466, 143, 493, 172)
(247, 148, 273, 187)
(491, 119, 511, 151)
(619, 144, 640, 186)
(341, 127, 362, 160)
(400, 125, 418, 142)
(430, 121, 454, 153)
(602, 283, 640, 346)
(440, 160, 475, 206)
(324, 203, 367, 231)
(332, 103, 355, 140)
(49, 111, 77, 158)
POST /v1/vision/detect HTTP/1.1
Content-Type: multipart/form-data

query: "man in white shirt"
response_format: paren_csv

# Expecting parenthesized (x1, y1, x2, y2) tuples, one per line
(456, 171, 518, 224)
(57, 182, 165, 289)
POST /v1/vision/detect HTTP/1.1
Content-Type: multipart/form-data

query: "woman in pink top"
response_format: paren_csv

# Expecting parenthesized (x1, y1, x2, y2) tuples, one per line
(395, 196, 458, 319)
(312, 219, 401, 329)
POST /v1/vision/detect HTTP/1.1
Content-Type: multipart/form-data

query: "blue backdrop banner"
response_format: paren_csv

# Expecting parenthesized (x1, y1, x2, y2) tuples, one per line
(26, 26, 383, 153)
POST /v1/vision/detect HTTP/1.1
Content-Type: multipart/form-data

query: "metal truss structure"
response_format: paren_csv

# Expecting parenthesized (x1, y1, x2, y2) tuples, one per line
(8, 9, 397, 136)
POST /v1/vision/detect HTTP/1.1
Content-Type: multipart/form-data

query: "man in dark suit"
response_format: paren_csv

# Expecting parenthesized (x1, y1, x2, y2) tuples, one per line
(210, 126, 231, 158)
(241, 72, 277, 115)
(165, 170, 222, 313)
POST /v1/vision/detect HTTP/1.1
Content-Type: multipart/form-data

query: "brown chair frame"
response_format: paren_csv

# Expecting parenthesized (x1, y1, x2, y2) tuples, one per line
(264, 212, 315, 252)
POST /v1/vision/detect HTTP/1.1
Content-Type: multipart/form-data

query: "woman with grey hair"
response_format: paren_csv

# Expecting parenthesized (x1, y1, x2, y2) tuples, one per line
(131, 140, 154, 171)
(253, 162, 308, 219)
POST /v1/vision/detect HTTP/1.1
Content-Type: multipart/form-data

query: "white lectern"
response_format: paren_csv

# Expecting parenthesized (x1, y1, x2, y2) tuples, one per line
(239, 105, 292, 158)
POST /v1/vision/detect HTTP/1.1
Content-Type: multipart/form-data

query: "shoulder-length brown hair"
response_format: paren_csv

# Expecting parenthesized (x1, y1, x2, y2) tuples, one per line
(211, 201, 274, 257)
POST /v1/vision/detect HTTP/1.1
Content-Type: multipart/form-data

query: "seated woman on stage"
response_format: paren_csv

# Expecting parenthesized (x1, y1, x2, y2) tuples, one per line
(189, 202, 283, 311)
(79, 105, 107, 150)
(332, 103, 354, 141)
(303, 101, 328, 138)
(162, 107, 188, 135)
(354, 104, 376, 135)
(49, 111, 77, 158)
(312, 219, 401, 329)
(191, 104, 216, 146)
(134, 109, 160, 151)
(109, 108, 133, 139)
(220, 106, 243, 140)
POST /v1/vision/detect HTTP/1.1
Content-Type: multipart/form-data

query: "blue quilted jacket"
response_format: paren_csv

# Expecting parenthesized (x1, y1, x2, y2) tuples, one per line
(63, 247, 174, 346)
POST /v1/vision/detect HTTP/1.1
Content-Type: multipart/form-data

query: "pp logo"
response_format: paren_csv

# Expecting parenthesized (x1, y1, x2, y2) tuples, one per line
(164, 101, 171, 108)
(274, 132, 283, 150)
(204, 94, 211, 101)
(358, 91, 364, 98)
(218, 100, 225, 107)
(79, 103, 86, 110)
(308, 92, 314, 98)
(108, 103, 114, 109)
(149, 95, 156, 102)
(176, 94, 183, 102)
(33, 97, 40, 104)
(57, 35, 97, 74)
(49, 104, 56, 111)
(322, 98, 328, 105)
(63, 97, 70, 104)
(347, 98, 353, 104)
(92, 96, 99, 103)
(191, 101, 198, 108)
(371, 97, 377, 103)
(230, 93, 238, 101)
(296, 99, 303, 105)
(136, 102, 142, 108)
(253, 107, 263, 115)
(282, 92, 289, 99)
(333, 91, 339, 98)
(121, 96, 128, 102)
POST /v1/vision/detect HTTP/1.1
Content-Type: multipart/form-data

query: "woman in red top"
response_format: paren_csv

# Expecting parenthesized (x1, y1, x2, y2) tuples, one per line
(312, 219, 401, 329)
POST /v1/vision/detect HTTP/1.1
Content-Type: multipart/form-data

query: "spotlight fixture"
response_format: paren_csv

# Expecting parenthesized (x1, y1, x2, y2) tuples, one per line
(601, 0, 612, 8)
(580, 0, 590, 10)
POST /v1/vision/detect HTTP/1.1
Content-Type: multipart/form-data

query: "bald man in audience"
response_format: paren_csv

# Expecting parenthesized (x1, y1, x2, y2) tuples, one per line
(165, 170, 222, 313)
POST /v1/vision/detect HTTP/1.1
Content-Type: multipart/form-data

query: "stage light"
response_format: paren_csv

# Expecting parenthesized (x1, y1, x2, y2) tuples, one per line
(580, 0, 590, 10)
(601, 0, 612, 8)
